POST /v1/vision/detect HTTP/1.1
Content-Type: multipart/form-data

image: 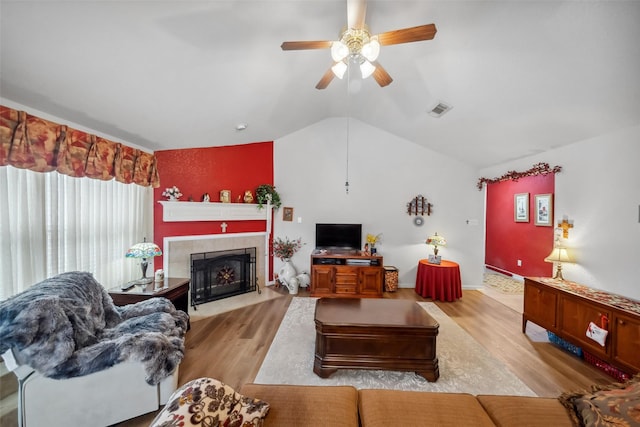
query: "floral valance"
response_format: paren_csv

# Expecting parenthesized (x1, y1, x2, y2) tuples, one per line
(0, 105, 159, 187)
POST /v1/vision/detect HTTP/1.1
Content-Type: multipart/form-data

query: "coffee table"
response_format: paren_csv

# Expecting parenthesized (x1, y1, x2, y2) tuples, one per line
(313, 298, 439, 381)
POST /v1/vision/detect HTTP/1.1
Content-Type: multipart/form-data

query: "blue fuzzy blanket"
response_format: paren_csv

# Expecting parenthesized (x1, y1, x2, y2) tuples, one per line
(0, 271, 189, 385)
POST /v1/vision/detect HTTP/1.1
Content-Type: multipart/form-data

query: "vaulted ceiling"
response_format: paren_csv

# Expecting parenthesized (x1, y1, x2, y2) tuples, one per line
(1, 1, 639, 169)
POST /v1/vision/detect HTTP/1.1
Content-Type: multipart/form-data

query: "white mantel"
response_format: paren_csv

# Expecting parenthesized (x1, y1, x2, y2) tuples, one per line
(158, 201, 269, 222)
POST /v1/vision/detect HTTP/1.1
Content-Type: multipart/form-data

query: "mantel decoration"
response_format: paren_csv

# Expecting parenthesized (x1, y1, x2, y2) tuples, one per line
(272, 237, 303, 295)
(476, 162, 562, 190)
(426, 232, 446, 256)
(255, 184, 281, 209)
(162, 186, 182, 201)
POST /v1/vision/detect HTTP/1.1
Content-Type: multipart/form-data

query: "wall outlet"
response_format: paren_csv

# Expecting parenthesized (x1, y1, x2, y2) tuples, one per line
(517, 259, 522, 267)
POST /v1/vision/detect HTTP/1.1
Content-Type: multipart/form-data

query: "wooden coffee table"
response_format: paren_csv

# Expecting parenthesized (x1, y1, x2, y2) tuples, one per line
(313, 298, 439, 381)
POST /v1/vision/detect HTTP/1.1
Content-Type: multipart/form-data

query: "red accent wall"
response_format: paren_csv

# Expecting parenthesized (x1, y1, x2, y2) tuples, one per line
(153, 142, 274, 271)
(485, 174, 555, 277)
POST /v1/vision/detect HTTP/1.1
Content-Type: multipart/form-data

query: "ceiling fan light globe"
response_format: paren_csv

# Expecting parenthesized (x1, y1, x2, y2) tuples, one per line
(332, 61, 348, 79)
(331, 41, 349, 62)
(360, 60, 376, 79)
(361, 37, 380, 62)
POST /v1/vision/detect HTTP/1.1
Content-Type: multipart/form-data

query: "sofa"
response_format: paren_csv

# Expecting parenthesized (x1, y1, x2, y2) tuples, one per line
(150, 379, 574, 426)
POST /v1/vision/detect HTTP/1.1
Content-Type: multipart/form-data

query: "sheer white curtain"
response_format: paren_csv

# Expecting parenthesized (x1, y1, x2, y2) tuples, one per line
(0, 166, 153, 300)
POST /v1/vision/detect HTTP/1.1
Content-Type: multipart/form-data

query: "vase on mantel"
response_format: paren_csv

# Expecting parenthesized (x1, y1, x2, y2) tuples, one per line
(279, 259, 299, 295)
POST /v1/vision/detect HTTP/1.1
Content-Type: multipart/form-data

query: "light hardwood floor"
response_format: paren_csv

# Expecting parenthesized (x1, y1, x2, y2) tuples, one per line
(117, 287, 613, 426)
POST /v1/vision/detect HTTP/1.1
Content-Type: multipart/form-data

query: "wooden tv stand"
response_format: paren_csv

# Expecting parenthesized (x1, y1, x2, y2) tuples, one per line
(310, 250, 384, 298)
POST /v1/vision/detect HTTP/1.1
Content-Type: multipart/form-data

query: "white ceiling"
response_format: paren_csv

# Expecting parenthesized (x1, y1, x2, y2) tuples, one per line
(1, 1, 639, 169)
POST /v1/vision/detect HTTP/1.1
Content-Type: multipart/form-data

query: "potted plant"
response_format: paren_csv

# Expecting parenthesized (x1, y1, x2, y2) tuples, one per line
(255, 184, 282, 209)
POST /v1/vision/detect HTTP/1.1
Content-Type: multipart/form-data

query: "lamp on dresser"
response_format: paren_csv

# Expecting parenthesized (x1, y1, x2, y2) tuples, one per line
(544, 246, 574, 280)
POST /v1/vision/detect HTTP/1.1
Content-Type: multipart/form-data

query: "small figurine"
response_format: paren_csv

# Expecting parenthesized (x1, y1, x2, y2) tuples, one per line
(202, 193, 210, 202)
(243, 190, 254, 203)
(363, 243, 371, 256)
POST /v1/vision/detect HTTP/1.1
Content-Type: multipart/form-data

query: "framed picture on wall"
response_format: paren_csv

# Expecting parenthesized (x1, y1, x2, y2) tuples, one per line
(514, 193, 529, 222)
(534, 194, 553, 226)
(283, 207, 293, 222)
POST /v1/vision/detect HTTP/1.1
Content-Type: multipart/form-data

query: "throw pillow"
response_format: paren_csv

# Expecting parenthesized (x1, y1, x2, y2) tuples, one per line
(558, 374, 640, 427)
(150, 377, 270, 427)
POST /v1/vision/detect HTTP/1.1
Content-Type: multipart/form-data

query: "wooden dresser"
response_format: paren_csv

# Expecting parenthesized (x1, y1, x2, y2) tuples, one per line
(523, 277, 640, 375)
(310, 250, 384, 298)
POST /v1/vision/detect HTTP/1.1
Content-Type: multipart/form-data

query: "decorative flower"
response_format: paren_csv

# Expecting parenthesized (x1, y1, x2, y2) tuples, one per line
(366, 233, 381, 246)
(162, 186, 183, 200)
(272, 237, 302, 261)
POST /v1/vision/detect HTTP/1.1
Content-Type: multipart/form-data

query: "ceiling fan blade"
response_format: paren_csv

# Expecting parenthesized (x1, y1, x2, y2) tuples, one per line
(281, 41, 333, 50)
(347, 0, 367, 29)
(377, 23, 437, 46)
(315, 67, 336, 90)
(372, 62, 393, 87)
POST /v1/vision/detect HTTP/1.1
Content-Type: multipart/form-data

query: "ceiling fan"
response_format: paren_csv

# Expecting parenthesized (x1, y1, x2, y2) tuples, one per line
(280, 0, 437, 89)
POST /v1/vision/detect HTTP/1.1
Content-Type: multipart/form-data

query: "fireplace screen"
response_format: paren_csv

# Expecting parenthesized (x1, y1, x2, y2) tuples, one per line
(190, 247, 257, 307)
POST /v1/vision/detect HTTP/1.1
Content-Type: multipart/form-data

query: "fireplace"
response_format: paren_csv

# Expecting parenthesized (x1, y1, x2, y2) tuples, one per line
(190, 247, 257, 307)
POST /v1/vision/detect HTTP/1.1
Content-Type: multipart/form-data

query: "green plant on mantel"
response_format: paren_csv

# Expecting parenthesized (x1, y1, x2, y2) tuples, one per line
(255, 184, 281, 209)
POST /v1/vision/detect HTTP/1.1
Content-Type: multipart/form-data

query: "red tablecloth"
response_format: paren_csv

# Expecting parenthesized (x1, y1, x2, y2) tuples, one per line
(415, 259, 462, 301)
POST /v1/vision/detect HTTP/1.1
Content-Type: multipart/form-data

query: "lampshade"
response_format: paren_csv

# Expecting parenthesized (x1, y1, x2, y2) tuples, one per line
(360, 60, 376, 79)
(331, 61, 348, 79)
(544, 247, 573, 264)
(331, 41, 349, 62)
(126, 241, 162, 259)
(361, 37, 380, 62)
(426, 233, 447, 248)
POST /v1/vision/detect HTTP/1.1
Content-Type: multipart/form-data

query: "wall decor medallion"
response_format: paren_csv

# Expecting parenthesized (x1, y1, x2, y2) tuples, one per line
(414, 216, 424, 226)
(407, 194, 432, 216)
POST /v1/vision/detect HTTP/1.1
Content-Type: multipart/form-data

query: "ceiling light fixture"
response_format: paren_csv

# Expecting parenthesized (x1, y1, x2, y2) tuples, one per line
(330, 26, 378, 80)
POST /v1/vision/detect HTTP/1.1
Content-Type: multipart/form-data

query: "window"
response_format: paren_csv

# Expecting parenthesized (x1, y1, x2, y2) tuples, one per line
(0, 167, 153, 300)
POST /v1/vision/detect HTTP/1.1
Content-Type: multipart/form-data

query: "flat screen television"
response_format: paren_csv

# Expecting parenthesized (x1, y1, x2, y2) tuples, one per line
(315, 223, 362, 250)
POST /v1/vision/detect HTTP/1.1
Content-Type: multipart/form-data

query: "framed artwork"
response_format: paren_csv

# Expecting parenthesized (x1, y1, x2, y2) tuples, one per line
(283, 207, 293, 222)
(514, 193, 529, 222)
(534, 194, 553, 226)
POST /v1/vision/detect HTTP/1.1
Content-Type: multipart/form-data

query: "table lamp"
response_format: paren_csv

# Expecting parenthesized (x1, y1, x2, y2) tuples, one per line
(426, 232, 446, 256)
(126, 238, 162, 284)
(544, 246, 574, 280)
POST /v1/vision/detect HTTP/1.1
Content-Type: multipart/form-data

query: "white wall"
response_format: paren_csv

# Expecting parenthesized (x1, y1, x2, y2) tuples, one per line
(273, 117, 485, 289)
(480, 125, 640, 300)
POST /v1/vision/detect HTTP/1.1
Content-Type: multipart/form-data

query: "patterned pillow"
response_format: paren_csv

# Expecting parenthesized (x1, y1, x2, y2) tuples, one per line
(558, 374, 640, 426)
(150, 377, 270, 427)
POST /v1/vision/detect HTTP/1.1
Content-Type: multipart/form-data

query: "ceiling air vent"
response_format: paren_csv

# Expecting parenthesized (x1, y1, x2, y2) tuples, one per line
(428, 101, 452, 118)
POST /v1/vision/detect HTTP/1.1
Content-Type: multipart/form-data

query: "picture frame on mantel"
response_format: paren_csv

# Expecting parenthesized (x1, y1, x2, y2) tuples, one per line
(514, 193, 529, 222)
(534, 194, 553, 226)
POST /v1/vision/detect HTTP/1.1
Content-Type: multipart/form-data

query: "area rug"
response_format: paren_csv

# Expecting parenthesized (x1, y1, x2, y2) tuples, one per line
(254, 298, 536, 396)
(484, 272, 524, 294)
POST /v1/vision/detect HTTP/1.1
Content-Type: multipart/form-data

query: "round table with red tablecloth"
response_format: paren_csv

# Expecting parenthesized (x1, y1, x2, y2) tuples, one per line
(415, 259, 462, 301)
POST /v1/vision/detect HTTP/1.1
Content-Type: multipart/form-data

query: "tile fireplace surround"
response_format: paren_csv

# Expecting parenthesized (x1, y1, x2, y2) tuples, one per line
(163, 233, 268, 288)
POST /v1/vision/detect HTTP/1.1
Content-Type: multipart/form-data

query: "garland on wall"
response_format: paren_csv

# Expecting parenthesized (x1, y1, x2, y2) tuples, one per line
(476, 162, 562, 190)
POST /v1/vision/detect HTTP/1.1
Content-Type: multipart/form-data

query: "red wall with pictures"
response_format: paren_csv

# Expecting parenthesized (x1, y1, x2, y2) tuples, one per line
(485, 174, 555, 277)
(153, 142, 274, 270)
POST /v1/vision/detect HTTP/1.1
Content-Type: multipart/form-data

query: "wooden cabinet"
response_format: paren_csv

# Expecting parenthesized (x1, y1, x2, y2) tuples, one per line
(523, 277, 640, 376)
(310, 252, 383, 298)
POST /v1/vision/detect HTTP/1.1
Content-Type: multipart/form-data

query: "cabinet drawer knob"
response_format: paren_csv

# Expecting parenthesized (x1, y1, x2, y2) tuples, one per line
(619, 319, 625, 325)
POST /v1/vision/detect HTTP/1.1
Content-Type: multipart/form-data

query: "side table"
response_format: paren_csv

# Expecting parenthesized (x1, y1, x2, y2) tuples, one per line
(109, 277, 190, 329)
(415, 260, 462, 301)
